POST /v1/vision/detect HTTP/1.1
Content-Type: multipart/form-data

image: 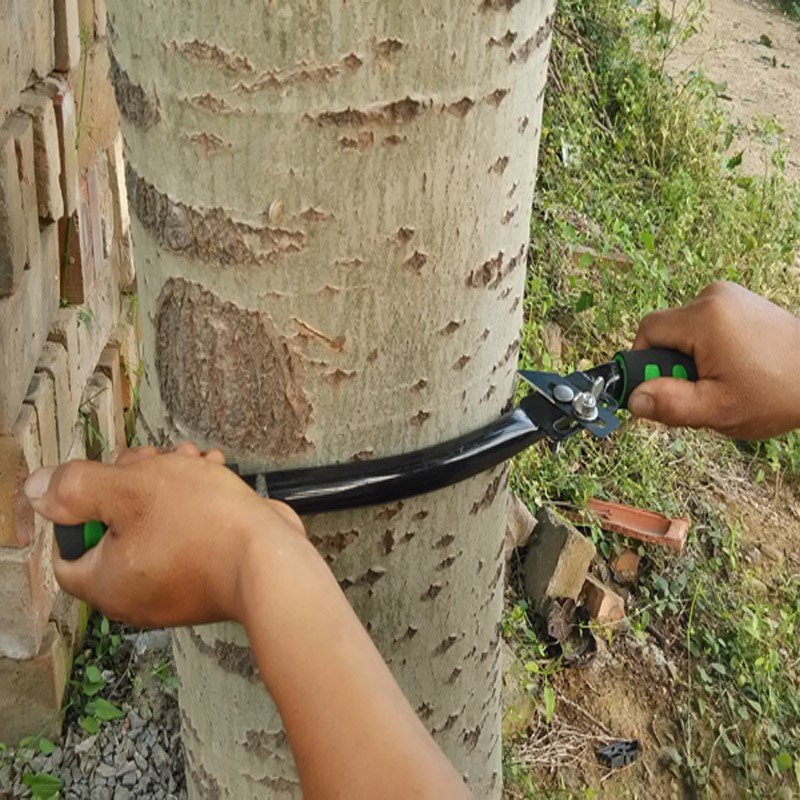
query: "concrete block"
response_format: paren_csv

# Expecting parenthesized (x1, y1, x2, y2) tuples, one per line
(19, 92, 64, 223)
(523, 507, 596, 608)
(97, 345, 127, 451)
(54, 0, 81, 72)
(0, 436, 36, 549)
(36, 343, 72, 461)
(41, 78, 80, 218)
(5, 114, 40, 275)
(0, 624, 71, 744)
(48, 307, 82, 420)
(82, 371, 118, 462)
(0, 223, 59, 433)
(581, 575, 626, 625)
(24, 373, 59, 468)
(0, 123, 26, 298)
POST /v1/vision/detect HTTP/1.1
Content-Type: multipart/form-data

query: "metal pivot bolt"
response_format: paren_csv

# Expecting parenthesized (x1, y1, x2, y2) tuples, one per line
(553, 383, 575, 404)
(572, 377, 605, 422)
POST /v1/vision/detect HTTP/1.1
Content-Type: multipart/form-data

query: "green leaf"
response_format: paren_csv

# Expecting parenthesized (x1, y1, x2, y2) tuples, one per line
(578, 252, 595, 269)
(85, 698, 124, 721)
(22, 773, 63, 799)
(759, 33, 773, 48)
(80, 716, 99, 735)
(662, 746, 682, 765)
(726, 151, 744, 170)
(575, 290, 594, 313)
(543, 684, 556, 724)
(85, 664, 103, 684)
(37, 738, 56, 755)
(100, 617, 110, 636)
(641, 230, 656, 254)
(776, 751, 793, 772)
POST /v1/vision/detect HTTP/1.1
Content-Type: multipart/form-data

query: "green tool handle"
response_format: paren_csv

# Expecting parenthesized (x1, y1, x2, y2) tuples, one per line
(55, 520, 108, 561)
(614, 348, 698, 409)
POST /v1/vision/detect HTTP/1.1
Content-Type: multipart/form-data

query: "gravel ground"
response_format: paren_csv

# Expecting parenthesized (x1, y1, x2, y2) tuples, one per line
(1, 625, 187, 799)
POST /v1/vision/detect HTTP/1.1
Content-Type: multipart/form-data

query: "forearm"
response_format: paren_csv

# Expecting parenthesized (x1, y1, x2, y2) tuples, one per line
(238, 528, 469, 800)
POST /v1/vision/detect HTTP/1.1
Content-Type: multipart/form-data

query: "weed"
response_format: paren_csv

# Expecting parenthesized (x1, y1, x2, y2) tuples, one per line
(509, 0, 800, 795)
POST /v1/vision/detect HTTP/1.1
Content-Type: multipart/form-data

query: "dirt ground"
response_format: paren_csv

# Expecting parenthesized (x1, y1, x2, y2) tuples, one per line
(506, 4, 800, 797)
(668, 0, 800, 182)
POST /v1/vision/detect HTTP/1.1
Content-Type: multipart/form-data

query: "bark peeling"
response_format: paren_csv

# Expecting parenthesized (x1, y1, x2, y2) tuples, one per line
(127, 166, 306, 266)
(156, 279, 313, 457)
(109, 51, 161, 129)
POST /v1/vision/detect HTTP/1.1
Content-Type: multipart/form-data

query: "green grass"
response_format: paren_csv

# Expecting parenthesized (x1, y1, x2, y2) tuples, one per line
(777, 0, 800, 20)
(507, 0, 800, 796)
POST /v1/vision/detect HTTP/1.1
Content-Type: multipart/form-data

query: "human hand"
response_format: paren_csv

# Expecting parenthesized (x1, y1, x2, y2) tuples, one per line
(629, 281, 800, 440)
(24, 444, 305, 628)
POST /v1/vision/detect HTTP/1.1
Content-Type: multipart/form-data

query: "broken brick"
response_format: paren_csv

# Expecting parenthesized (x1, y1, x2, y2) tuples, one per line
(54, 0, 81, 72)
(0, 121, 27, 297)
(581, 575, 626, 625)
(611, 549, 641, 586)
(19, 91, 64, 222)
(505, 494, 537, 560)
(5, 113, 41, 274)
(588, 498, 690, 553)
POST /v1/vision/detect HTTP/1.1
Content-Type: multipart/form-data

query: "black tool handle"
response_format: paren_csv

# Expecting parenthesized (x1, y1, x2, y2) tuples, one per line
(614, 348, 698, 409)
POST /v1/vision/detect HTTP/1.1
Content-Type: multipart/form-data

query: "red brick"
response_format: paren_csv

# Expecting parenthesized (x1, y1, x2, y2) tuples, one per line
(97, 345, 127, 452)
(41, 78, 80, 218)
(24, 373, 59, 468)
(581, 575, 626, 626)
(0, 437, 35, 549)
(58, 195, 94, 305)
(0, 502, 56, 660)
(48, 307, 82, 418)
(36, 343, 72, 461)
(82, 371, 119, 462)
(110, 320, 141, 413)
(0, 224, 59, 434)
(19, 92, 64, 223)
(611, 549, 641, 586)
(5, 113, 40, 275)
(0, 122, 27, 298)
(0, 624, 71, 743)
(54, 0, 81, 72)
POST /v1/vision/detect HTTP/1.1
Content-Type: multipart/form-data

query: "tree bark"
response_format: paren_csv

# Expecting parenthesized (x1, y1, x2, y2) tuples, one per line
(106, 1, 555, 796)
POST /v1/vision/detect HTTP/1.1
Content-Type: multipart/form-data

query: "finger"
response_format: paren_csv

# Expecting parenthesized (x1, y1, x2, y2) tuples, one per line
(114, 446, 159, 466)
(633, 306, 696, 353)
(171, 441, 201, 458)
(53, 538, 103, 602)
(203, 448, 226, 465)
(25, 460, 133, 526)
(627, 377, 719, 430)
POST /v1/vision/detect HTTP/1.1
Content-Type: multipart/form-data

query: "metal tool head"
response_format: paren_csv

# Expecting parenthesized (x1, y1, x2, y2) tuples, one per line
(518, 368, 621, 440)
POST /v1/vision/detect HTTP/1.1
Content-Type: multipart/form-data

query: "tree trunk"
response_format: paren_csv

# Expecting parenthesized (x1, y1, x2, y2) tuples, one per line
(107, 1, 554, 795)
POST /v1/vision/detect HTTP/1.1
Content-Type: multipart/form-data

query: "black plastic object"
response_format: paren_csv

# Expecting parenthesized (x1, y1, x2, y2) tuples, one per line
(596, 740, 640, 769)
(245, 395, 549, 515)
(613, 348, 698, 409)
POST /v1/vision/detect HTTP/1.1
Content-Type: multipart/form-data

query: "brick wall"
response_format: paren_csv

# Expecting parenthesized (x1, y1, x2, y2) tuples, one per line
(0, 0, 139, 744)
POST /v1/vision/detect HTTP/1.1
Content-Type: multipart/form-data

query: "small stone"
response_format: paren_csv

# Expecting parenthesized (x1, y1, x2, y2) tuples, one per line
(122, 770, 137, 787)
(113, 787, 132, 800)
(96, 762, 117, 779)
(761, 543, 784, 563)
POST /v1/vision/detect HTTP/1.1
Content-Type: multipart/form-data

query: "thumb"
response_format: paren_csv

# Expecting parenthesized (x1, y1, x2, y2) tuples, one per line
(24, 460, 128, 526)
(627, 377, 715, 429)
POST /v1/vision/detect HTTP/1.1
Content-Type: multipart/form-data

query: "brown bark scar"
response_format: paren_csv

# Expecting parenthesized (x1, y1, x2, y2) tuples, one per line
(186, 93, 241, 115)
(334, 257, 364, 268)
(492, 337, 521, 373)
(434, 634, 460, 655)
(156, 280, 313, 458)
(508, 16, 554, 64)
(339, 131, 374, 151)
(489, 155, 510, 175)
(519, 116, 530, 133)
(434, 534, 456, 549)
(166, 39, 254, 73)
(466, 252, 504, 288)
(480, 0, 522, 10)
(235, 53, 362, 93)
(317, 285, 340, 301)
(322, 368, 356, 385)
(440, 320, 464, 335)
(470, 468, 507, 515)
(405, 250, 428, 273)
(187, 629, 260, 682)
(487, 30, 518, 48)
(395, 226, 415, 244)
(396, 625, 419, 643)
(445, 97, 475, 117)
(453, 355, 471, 370)
(421, 583, 443, 601)
(290, 318, 346, 352)
(376, 502, 404, 521)
(485, 88, 510, 107)
(306, 96, 430, 128)
(182, 131, 232, 156)
(384, 134, 406, 146)
(411, 410, 431, 426)
(501, 206, 518, 224)
(447, 667, 463, 684)
(367, 349, 379, 363)
(374, 38, 405, 58)
(126, 165, 306, 265)
(352, 449, 375, 461)
(298, 207, 335, 223)
(411, 378, 428, 392)
(108, 51, 161, 129)
(243, 729, 288, 757)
